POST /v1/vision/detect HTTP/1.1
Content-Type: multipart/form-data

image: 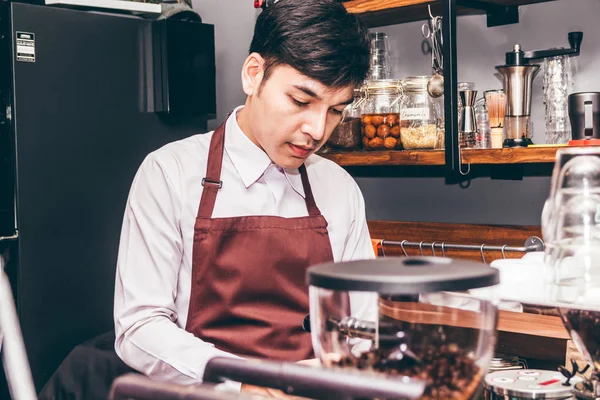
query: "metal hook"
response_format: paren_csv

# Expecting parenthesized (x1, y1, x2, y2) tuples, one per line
(421, 22, 431, 39)
(501, 245, 507, 259)
(431, 241, 437, 257)
(419, 241, 424, 256)
(458, 149, 471, 176)
(480, 244, 487, 264)
(400, 240, 408, 257)
(460, 163, 472, 176)
(380, 239, 386, 257)
(428, 4, 435, 19)
(441, 242, 446, 258)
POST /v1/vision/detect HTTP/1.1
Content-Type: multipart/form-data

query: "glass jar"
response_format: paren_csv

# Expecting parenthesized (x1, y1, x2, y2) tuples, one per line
(400, 76, 438, 150)
(360, 80, 402, 151)
(323, 88, 363, 152)
(307, 257, 499, 400)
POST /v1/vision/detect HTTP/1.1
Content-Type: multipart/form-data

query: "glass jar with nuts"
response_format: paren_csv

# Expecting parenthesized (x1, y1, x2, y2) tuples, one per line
(360, 80, 402, 151)
(400, 76, 439, 150)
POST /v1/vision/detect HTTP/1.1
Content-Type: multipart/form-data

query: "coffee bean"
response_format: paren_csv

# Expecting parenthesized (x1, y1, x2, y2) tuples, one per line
(332, 342, 480, 398)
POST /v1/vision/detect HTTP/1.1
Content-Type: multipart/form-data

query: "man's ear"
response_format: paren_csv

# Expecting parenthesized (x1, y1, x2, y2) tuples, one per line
(241, 53, 265, 96)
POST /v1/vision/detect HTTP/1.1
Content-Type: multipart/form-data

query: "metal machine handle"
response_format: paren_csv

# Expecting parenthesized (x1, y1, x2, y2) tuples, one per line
(203, 357, 425, 400)
(523, 32, 583, 61)
(0, 269, 36, 400)
(109, 373, 257, 400)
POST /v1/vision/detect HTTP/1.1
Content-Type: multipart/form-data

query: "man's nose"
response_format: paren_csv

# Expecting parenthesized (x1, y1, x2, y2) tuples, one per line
(301, 110, 328, 142)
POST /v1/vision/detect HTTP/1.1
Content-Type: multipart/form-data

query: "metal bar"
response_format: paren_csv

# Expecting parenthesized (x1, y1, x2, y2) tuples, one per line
(203, 357, 425, 400)
(0, 230, 18, 242)
(442, 0, 460, 176)
(109, 373, 249, 400)
(381, 240, 542, 253)
(0, 270, 37, 400)
(456, 0, 512, 15)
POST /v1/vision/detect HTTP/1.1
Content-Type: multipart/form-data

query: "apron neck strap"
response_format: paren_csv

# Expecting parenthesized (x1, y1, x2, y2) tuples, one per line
(198, 117, 322, 218)
(197, 121, 225, 218)
(299, 164, 321, 216)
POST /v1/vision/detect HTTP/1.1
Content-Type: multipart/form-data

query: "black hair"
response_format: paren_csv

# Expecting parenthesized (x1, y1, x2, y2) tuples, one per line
(249, 0, 371, 90)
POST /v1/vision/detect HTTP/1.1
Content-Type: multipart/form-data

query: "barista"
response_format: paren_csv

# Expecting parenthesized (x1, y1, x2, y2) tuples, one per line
(113, 0, 374, 395)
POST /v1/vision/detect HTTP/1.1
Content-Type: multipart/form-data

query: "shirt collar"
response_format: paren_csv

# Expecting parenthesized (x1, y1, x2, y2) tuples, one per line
(224, 106, 305, 198)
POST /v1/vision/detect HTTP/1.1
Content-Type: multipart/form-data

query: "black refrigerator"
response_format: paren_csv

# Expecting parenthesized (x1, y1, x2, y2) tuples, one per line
(0, 1, 216, 394)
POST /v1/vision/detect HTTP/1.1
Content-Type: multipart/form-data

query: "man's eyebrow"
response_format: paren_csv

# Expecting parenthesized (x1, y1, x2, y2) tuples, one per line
(293, 85, 322, 101)
(293, 85, 353, 106)
(337, 97, 354, 106)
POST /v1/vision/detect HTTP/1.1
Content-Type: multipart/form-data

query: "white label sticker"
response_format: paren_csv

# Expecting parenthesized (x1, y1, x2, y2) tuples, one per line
(518, 376, 537, 381)
(401, 108, 428, 120)
(16, 31, 35, 63)
(492, 377, 515, 383)
(518, 371, 541, 376)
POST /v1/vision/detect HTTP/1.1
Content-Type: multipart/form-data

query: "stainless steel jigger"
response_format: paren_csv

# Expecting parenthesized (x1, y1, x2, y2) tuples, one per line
(460, 89, 478, 148)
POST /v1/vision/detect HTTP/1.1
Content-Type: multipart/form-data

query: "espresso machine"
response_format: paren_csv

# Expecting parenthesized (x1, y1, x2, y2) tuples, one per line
(496, 32, 583, 147)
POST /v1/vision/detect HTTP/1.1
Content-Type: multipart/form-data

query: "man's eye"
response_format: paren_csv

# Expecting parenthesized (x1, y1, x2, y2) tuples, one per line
(331, 108, 344, 115)
(291, 97, 309, 107)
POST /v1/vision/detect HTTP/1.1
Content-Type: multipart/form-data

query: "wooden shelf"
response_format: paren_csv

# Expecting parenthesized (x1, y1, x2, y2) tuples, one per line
(343, 0, 557, 27)
(320, 146, 565, 166)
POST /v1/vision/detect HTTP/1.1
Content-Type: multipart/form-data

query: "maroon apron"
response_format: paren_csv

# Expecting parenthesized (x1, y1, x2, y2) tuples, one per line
(185, 118, 334, 361)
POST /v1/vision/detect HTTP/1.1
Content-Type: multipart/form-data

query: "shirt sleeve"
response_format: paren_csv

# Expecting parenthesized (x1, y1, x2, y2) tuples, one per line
(113, 154, 241, 387)
(340, 178, 375, 263)
(342, 178, 379, 329)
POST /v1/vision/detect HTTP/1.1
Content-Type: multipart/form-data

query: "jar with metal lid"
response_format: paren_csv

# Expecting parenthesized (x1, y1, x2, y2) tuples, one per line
(360, 80, 402, 151)
(400, 76, 439, 150)
(483, 369, 581, 399)
(322, 88, 364, 152)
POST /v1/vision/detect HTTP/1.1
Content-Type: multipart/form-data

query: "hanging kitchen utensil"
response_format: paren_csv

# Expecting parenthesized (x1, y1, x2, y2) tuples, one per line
(423, 6, 444, 98)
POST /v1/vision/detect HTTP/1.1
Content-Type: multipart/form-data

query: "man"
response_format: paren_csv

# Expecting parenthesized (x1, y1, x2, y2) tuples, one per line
(114, 0, 374, 394)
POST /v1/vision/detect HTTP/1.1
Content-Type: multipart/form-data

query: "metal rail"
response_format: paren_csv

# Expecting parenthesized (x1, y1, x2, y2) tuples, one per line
(379, 236, 544, 264)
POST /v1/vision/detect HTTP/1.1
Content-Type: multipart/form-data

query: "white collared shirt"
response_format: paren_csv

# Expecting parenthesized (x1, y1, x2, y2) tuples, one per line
(114, 106, 375, 386)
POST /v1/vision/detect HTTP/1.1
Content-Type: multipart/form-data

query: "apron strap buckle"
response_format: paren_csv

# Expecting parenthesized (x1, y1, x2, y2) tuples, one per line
(202, 177, 223, 189)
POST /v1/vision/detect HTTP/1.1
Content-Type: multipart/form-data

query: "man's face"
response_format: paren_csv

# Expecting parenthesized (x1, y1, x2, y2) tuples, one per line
(239, 62, 354, 169)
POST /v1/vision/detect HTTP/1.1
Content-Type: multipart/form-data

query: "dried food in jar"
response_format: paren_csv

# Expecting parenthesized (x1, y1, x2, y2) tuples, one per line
(362, 136, 370, 149)
(377, 125, 390, 138)
(369, 137, 384, 149)
(364, 124, 377, 139)
(401, 124, 438, 150)
(360, 113, 401, 150)
(327, 118, 361, 149)
(371, 115, 385, 126)
(384, 137, 397, 149)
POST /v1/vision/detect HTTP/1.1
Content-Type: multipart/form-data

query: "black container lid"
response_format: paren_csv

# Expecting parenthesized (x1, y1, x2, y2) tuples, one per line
(306, 257, 499, 293)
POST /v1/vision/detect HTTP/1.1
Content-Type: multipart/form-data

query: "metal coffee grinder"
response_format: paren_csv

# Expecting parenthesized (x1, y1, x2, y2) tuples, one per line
(558, 306, 600, 400)
(496, 32, 583, 147)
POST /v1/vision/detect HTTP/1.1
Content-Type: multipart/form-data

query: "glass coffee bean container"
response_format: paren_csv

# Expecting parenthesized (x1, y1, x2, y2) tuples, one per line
(323, 88, 364, 152)
(360, 79, 402, 151)
(400, 76, 440, 150)
(307, 257, 499, 400)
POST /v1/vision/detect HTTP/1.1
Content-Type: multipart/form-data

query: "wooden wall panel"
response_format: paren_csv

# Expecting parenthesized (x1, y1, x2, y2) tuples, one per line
(368, 220, 543, 262)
